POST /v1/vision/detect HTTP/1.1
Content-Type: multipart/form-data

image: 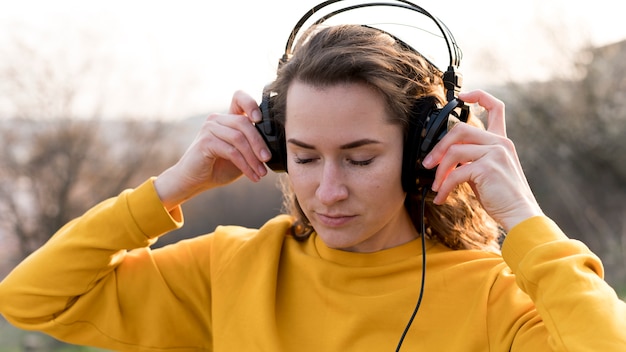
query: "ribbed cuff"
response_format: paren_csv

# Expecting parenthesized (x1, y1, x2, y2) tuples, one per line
(501, 216, 568, 273)
(126, 177, 184, 240)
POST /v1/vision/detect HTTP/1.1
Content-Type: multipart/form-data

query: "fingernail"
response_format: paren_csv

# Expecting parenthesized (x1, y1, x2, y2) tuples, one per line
(257, 164, 267, 176)
(260, 148, 271, 161)
(252, 109, 262, 123)
(422, 154, 433, 168)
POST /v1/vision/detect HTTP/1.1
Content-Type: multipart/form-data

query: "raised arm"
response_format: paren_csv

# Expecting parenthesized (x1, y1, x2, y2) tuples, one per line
(423, 89, 626, 349)
(0, 90, 272, 350)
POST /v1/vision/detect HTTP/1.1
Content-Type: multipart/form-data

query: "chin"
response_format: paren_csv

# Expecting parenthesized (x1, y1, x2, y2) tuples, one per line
(316, 229, 380, 253)
(316, 230, 361, 250)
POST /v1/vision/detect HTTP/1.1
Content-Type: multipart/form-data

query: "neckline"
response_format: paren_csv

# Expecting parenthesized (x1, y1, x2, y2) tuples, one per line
(312, 233, 435, 267)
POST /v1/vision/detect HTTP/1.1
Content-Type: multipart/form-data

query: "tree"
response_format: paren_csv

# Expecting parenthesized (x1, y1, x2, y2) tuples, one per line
(0, 27, 183, 274)
(500, 40, 626, 288)
(0, 118, 179, 264)
(0, 27, 191, 351)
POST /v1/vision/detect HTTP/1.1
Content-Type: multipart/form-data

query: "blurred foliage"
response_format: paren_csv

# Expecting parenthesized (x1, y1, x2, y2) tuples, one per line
(494, 40, 626, 286)
(0, 118, 180, 266)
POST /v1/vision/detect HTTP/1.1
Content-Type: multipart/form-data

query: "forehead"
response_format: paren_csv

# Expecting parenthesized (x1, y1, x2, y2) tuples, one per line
(284, 81, 397, 136)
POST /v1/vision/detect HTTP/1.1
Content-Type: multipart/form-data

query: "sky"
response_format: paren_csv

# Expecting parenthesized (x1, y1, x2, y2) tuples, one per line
(1, 0, 625, 120)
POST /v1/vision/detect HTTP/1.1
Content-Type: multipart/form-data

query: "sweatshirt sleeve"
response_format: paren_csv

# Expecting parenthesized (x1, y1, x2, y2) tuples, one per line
(501, 216, 626, 351)
(0, 178, 214, 351)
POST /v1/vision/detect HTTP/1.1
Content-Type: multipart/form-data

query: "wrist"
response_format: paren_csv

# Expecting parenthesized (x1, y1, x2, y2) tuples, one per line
(154, 168, 186, 211)
(500, 203, 544, 233)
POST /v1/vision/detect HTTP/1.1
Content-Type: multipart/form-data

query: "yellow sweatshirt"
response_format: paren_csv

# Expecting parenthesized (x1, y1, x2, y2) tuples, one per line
(0, 178, 624, 351)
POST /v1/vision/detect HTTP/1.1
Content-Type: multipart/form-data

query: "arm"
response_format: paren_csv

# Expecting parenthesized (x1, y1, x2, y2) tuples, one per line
(0, 91, 271, 350)
(154, 90, 271, 211)
(424, 89, 626, 350)
(503, 216, 626, 350)
(0, 179, 210, 349)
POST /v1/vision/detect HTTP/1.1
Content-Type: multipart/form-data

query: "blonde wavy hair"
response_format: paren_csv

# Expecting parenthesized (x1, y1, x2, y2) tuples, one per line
(269, 24, 502, 252)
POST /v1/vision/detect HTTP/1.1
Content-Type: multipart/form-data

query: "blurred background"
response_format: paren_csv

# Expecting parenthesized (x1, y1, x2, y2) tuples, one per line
(1, 0, 625, 350)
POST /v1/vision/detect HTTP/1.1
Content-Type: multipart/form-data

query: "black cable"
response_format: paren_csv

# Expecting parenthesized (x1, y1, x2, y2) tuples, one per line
(395, 186, 429, 351)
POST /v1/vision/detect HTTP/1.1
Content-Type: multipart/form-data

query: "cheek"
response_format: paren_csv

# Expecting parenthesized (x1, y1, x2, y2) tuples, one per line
(368, 149, 405, 191)
(366, 165, 404, 195)
(287, 169, 316, 198)
(344, 159, 405, 201)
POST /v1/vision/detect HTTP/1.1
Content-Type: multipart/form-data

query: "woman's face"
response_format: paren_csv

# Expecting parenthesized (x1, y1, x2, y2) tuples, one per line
(285, 80, 418, 252)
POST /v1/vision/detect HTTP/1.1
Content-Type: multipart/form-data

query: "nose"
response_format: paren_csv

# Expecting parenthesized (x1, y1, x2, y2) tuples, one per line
(315, 161, 349, 205)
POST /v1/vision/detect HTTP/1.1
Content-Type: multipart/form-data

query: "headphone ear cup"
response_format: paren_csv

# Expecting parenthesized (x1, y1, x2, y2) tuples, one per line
(255, 87, 288, 172)
(403, 97, 469, 193)
(402, 96, 436, 193)
(419, 98, 468, 156)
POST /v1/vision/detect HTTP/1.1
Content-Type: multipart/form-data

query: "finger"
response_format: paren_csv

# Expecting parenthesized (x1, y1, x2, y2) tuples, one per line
(423, 122, 500, 170)
(458, 90, 506, 137)
(210, 115, 269, 177)
(218, 113, 272, 163)
(432, 162, 476, 205)
(431, 143, 488, 192)
(212, 141, 263, 182)
(230, 90, 263, 123)
(432, 141, 519, 205)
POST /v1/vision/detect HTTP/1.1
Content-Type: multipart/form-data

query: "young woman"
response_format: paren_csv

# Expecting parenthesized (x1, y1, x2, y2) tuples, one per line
(0, 24, 624, 351)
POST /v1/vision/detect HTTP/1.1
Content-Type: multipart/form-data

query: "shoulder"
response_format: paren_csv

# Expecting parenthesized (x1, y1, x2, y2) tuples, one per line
(204, 214, 296, 279)
(212, 214, 294, 240)
(211, 214, 295, 254)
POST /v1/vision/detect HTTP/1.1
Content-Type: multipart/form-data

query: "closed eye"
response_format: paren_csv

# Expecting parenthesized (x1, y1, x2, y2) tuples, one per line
(294, 157, 316, 164)
(349, 158, 374, 166)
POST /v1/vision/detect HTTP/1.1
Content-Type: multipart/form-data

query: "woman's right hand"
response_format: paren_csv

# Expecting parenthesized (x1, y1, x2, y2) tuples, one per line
(154, 90, 272, 211)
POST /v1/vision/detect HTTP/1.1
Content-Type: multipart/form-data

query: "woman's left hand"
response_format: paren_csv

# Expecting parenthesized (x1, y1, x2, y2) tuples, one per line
(422, 89, 544, 232)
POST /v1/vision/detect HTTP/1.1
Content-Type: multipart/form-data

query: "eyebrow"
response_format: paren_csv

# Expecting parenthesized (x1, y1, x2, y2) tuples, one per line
(287, 138, 381, 150)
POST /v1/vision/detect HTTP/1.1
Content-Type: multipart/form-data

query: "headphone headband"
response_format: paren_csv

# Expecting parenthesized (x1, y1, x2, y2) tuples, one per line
(281, 0, 462, 69)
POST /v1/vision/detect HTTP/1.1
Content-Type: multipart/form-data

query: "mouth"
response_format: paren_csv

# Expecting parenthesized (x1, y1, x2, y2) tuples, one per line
(315, 212, 356, 227)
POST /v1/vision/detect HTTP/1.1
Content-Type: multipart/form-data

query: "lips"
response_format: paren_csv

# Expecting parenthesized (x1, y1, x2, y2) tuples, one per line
(315, 212, 356, 227)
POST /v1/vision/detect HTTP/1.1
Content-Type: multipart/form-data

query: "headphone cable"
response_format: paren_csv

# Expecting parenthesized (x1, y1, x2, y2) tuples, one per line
(395, 186, 429, 351)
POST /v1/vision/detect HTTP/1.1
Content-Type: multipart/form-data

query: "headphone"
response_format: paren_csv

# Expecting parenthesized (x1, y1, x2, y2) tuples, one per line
(255, 0, 469, 193)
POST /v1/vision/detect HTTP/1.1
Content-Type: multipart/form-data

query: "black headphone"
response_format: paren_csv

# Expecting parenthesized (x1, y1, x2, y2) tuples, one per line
(255, 0, 469, 193)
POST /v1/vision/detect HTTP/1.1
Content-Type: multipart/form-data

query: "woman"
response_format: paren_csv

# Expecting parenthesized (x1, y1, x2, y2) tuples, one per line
(0, 24, 624, 351)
